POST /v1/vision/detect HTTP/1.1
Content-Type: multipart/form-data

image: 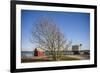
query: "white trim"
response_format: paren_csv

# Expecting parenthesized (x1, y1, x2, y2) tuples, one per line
(16, 4, 95, 69)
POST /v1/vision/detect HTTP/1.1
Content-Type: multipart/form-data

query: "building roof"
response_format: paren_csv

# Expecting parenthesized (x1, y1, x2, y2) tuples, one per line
(34, 48, 44, 51)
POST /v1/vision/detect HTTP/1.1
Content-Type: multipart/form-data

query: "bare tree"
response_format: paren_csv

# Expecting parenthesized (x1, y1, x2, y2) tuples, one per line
(31, 17, 70, 60)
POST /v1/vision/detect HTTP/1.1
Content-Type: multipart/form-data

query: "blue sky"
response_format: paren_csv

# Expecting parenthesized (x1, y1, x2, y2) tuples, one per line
(21, 10, 90, 51)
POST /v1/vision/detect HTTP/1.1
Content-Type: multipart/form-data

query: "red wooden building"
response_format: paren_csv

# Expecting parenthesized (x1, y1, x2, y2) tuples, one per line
(34, 48, 44, 57)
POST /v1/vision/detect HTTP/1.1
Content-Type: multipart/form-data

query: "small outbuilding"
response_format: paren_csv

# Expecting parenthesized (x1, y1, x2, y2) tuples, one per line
(34, 48, 44, 57)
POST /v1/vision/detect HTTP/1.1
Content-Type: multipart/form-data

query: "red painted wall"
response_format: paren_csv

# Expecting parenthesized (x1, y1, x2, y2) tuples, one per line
(37, 51, 44, 56)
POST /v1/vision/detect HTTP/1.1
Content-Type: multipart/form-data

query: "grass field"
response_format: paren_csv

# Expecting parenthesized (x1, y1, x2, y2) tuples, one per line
(21, 55, 84, 63)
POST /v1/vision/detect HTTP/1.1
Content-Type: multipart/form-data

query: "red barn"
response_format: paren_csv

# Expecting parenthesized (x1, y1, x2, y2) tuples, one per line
(34, 48, 44, 57)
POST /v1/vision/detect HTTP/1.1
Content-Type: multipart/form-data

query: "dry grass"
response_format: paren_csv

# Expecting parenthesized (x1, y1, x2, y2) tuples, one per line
(21, 55, 81, 63)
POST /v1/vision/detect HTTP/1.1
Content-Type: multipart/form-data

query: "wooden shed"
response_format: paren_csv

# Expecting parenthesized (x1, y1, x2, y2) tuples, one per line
(34, 48, 44, 57)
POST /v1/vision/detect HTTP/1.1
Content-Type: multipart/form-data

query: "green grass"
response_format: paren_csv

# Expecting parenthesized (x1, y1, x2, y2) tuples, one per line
(21, 55, 80, 63)
(60, 56, 80, 61)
